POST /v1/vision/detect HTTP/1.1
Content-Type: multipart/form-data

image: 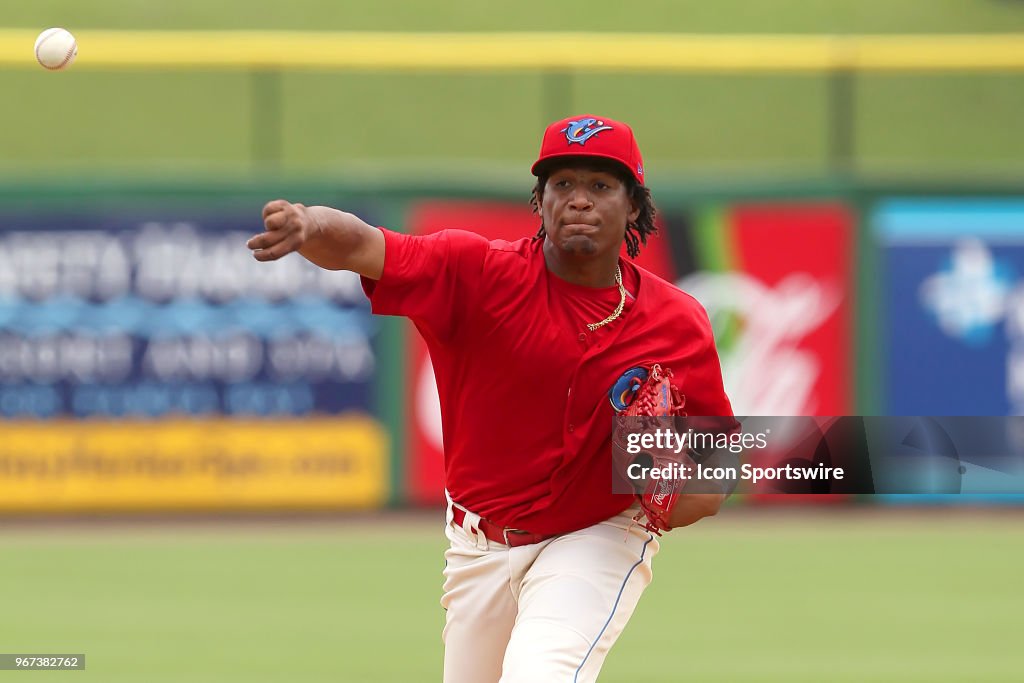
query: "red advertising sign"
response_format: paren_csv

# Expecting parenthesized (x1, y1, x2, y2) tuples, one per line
(403, 200, 855, 504)
(728, 203, 853, 416)
(720, 204, 854, 502)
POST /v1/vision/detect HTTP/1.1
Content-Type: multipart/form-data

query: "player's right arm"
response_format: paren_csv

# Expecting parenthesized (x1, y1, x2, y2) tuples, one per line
(247, 200, 384, 279)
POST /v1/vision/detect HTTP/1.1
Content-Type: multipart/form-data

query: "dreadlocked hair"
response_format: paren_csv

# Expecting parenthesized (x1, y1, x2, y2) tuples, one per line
(529, 170, 657, 259)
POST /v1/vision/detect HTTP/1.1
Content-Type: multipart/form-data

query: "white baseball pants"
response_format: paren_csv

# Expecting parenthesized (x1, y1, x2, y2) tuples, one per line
(441, 500, 659, 683)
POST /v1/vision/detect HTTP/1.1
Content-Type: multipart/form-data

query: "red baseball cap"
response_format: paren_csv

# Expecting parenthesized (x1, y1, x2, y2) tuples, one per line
(531, 114, 645, 185)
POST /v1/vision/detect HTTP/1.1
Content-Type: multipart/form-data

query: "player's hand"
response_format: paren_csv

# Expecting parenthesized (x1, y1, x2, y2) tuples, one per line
(248, 199, 318, 261)
(666, 492, 725, 529)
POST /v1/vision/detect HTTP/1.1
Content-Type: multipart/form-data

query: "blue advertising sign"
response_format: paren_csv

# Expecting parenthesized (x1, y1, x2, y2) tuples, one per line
(877, 200, 1024, 417)
(0, 211, 377, 419)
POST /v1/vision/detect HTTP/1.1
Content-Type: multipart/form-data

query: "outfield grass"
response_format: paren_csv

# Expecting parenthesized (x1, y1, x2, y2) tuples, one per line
(7, 0, 1024, 33)
(1, 510, 1021, 682)
(4, 1, 1024, 177)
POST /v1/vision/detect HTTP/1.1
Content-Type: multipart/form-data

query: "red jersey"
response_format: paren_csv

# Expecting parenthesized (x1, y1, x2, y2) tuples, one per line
(362, 228, 733, 536)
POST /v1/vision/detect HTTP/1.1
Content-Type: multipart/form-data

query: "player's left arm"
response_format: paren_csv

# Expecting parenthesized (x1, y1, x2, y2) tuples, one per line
(666, 492, 726, 528)
(668, 310, 736, 529)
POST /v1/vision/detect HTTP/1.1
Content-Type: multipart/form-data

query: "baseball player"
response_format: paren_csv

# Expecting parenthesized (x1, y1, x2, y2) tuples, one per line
(247, 114, 734, 682)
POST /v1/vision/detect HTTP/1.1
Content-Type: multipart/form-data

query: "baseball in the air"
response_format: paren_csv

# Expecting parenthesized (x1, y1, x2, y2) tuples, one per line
(34, 28, 78, 71)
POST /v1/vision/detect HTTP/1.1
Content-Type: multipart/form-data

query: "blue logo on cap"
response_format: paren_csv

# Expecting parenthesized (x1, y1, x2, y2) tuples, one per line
(562, 118, 613, 145)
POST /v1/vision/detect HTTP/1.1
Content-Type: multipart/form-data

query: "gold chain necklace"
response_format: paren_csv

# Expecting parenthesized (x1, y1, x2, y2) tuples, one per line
(586, 264, 626, 332)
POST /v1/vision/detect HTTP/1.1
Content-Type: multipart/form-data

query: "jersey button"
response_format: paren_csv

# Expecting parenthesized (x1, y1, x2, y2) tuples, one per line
(568, 424, 575, 433)
(577, 333, 586, 342)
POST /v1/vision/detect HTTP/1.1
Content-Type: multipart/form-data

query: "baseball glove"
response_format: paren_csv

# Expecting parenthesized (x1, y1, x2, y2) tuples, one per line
(613, 363, 691, 535)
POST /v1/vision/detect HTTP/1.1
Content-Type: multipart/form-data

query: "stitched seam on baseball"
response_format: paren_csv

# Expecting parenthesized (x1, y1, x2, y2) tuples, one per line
(36, 30, 76, 70)
(34, 29, 57, 64)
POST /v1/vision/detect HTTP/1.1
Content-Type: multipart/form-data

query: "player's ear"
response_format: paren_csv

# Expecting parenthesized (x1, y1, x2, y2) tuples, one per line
(532, 180, 545, 214)
(627, 192, 641, 225)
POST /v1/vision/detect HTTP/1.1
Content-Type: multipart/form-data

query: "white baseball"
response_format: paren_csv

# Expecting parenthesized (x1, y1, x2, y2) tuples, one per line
(34, 28, 78, 71)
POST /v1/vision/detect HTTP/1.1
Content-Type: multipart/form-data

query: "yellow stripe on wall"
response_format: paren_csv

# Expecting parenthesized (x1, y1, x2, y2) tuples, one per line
(3, 30, 1024, 72)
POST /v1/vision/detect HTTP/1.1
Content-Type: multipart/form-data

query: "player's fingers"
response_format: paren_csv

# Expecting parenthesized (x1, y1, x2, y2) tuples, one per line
(252, 232, 302, 261)
(265, 201, 309, 233)
(263, 208, 292, 232)
(262, 199, 290, 220)
(246, 228, 288, 251)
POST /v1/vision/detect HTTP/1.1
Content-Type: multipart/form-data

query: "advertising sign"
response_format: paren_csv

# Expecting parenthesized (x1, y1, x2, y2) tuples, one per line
(877, 199, 1024, 415)
(0, 417, 388, 512)
(679, 203, 854, 417)
(0, 210, 388, 511)
(403, 200, 855, 504)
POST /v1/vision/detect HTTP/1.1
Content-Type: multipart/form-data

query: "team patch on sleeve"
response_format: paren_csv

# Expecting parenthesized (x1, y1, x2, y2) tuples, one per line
(608, 366, 649, 412)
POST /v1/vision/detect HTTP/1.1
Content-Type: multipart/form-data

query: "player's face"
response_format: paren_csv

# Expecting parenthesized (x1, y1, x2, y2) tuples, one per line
(540, 164, 640, 260)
